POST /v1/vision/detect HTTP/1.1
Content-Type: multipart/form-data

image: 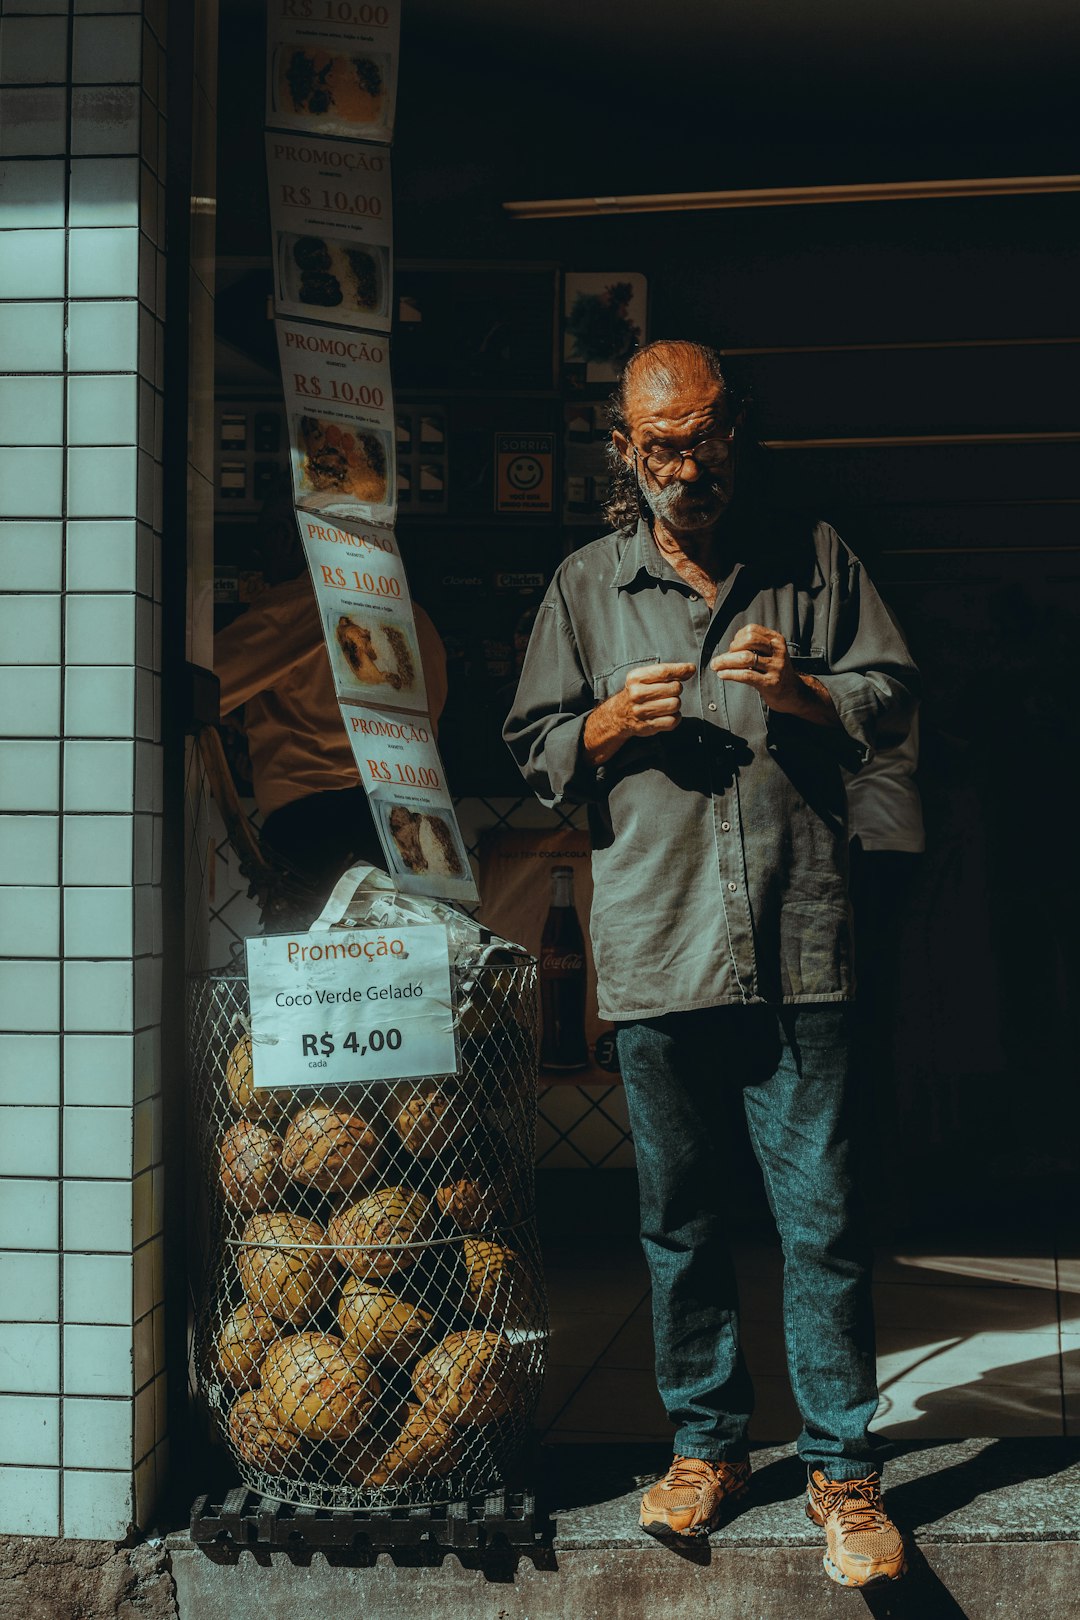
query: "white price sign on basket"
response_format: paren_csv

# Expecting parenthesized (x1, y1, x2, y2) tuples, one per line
(246, 923, 455, 1089)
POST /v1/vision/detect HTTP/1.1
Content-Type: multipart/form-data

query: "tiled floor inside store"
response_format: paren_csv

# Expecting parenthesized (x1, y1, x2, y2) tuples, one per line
(537, 1225, 1080, 1446)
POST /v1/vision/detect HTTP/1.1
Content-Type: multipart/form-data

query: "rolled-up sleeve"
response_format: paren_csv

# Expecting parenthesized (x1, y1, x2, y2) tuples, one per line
(764, 533, 920, 771)
(821, 543, 920, 764)
(502, 593, 601, 806)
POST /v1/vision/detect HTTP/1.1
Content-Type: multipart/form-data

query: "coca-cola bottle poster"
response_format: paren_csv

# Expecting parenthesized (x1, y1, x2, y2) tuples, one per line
(476, 827, 618, 1084)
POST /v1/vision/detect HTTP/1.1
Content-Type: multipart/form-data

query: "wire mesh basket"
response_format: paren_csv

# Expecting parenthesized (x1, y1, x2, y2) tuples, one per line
(188, 956, 546, 1508)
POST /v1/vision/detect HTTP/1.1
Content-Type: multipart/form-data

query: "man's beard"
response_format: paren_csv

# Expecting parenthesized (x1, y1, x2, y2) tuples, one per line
(640, 473, 731, 533)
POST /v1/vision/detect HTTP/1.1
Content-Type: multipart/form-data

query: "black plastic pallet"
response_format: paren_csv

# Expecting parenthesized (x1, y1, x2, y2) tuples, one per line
(190, 1486, 540, 1552)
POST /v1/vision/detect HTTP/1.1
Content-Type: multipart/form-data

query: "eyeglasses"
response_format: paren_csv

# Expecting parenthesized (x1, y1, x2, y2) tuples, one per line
(633, 431, 736, 479)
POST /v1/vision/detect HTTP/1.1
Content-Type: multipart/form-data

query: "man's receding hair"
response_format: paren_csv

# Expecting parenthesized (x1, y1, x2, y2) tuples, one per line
(603, 340, 746, 535)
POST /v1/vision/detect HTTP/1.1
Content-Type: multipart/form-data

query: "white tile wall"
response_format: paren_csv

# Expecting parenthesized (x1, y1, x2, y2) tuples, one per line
(0, 1107, 59, 1177)
(0, 816, 57, 894)
(63, 959, 135, 1031)
(68, 445, 140, 517)
(0, 231, 66, 300)
(0, 159, 66, 227)
(0, 1034, 60, 1105)
(0, 959, 60, 1032)
(0, 1324, 60, 1395)
(0, 1395, 60, 1467)
(63, 1396, 134, 1470)
(0, 1252, 59, 1322)
(63, 740, 135, 810)
(64, 666, 138, 738)
(66, 594, 138, 664)
(0, 376, 65, 446)
(0, 1178, 59, 1249)
(0, 740, 60, 810)
(64, 1253, 133, 1326)
(0, 87, 67, 157)
(68, 375, 141, 447)
(63, 1323, 134, 1396)
(68, 228, 141, 299)
(0, 0, 212, 1539)
(62, 815, 134, 886)
(70, 86, 142, 157)
(0, 521, 63, 591)
(69, 156, 142, 228)
(0, 888, 60, 958)
(0, 594, 61, 663)
(0, 303, 65, 371)
(66, 300, 140, 373)
(64, 887, 135, 957)
(63, 1107, 134, 1179)
(0, 667, 62, 735)
(0, 18, 69, 85)
(62, 1468, 133, 1540)
(0, 447, 64, 516)
(0, 1465, 60, 1537)
(62, 1182, 133, 1255)
(63, 1032, 135, 1106)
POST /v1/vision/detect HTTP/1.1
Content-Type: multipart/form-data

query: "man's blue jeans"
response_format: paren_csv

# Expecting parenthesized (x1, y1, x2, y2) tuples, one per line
(616, 1001, 884, 1481)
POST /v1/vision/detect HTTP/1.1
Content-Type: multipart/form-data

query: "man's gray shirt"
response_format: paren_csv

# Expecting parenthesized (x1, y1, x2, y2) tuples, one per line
(503, 511, 920, 1021)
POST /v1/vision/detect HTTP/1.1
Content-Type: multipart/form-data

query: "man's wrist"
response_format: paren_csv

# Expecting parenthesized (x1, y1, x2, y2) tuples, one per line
(785, 673, 842, 728)
(583, 695, 630, 764)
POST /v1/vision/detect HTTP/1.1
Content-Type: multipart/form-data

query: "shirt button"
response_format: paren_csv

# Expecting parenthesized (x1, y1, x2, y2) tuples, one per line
(727, 881, 738, 892)
(721, 821, 731, 831)
(689, 592, 699, 601)
(708, 702, 717, 711)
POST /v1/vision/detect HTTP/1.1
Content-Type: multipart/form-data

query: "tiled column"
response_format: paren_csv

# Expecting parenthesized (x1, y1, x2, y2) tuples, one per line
(0, 0, 172, 1541)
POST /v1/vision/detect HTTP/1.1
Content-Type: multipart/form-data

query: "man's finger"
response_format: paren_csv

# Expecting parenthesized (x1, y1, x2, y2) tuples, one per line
(630, 661, 696, 683)
(710, 651, 766, 671)
(728, 625, 783, 653)
(629, 679, 684, 700)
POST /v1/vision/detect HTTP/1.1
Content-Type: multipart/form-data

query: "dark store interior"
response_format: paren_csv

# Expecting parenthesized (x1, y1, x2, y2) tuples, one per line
(209, 0, 1080, 1228)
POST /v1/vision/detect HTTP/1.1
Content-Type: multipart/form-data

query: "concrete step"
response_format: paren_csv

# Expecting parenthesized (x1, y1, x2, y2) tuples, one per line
(168, 1438, 1080, 1620)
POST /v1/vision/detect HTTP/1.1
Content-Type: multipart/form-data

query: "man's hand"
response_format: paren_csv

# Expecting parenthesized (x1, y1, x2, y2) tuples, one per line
(711, 625, 840, 727)
(583, 661, 696, 765)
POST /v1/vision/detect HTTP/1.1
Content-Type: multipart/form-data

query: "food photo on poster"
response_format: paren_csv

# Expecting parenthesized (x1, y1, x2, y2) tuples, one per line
(267, 131, 393, 332)
(295, 511, 429, 711)
(277, 318, 396, 523)
(342, 704, 478, 904)
(266, 0, 401, 145)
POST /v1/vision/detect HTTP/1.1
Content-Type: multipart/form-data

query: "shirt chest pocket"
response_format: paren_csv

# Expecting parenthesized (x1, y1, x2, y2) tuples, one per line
(787, 642, 829, 674)
(592, 656, 662, 701)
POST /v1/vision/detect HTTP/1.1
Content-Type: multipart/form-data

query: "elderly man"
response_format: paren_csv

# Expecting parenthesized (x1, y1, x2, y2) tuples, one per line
(504, 340, 919, 1590)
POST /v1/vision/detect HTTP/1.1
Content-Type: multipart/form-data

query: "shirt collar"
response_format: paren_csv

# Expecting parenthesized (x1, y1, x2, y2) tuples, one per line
(613, 502, 770, 592)
(612, 520, 672, 590)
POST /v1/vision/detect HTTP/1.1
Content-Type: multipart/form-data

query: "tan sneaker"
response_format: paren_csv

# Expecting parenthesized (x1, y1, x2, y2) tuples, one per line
(806, 1469, 907, 1587)
(639, 1455, 751, 1539)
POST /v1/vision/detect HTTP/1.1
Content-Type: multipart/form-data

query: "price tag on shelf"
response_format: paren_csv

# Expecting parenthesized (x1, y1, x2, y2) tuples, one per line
(246, 922, 455, 1090)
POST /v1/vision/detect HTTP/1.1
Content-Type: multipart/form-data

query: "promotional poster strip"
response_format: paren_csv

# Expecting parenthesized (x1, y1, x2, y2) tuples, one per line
(341, 704, 479, 905)
(266, 0, 401, 146)
(265, 0, 479, 912)
(277, 317, 397, 525)
(295, 509, 428, 714)
(266, 131, 392, 334)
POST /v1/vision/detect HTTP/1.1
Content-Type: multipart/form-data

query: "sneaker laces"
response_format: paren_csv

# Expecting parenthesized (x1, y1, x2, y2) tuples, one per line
(664, 1455, 740, 1490)
(816, 1474, 888, 1536)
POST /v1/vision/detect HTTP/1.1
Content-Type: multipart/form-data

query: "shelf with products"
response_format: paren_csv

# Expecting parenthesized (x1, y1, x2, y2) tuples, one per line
(562, 401, 615, 526)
